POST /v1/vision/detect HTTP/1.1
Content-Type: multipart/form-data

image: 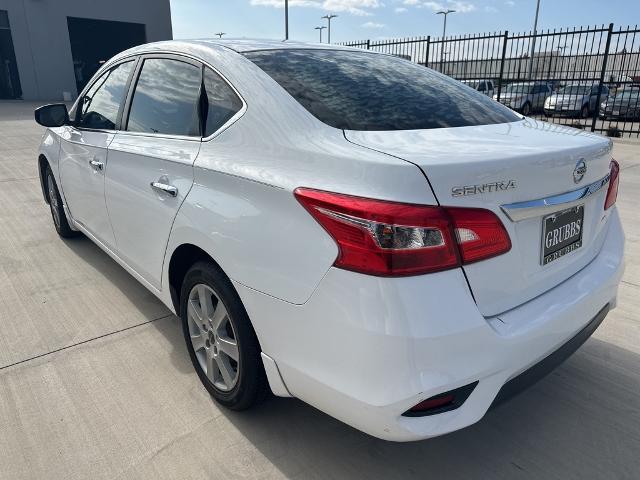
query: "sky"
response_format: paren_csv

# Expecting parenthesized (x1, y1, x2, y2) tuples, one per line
(169, 0, 639, 44)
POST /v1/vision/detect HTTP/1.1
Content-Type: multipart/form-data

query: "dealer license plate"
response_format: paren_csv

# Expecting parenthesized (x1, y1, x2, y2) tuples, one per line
(541, 205, 584, 265)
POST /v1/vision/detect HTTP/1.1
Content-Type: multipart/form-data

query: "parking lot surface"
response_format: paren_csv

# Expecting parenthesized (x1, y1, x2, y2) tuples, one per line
(0, 101, 638, 480)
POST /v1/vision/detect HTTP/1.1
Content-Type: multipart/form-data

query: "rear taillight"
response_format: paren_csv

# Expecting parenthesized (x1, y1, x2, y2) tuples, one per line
(294, 188, 511, 277)
(604, 159, 620, 210)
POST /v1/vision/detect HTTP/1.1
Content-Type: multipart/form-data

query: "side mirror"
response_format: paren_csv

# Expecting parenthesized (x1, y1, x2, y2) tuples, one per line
(34, 103, 69, 127)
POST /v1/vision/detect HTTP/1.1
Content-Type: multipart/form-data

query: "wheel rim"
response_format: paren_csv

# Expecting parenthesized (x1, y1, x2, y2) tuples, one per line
(187, 284, 239, 391)
(47, 175, 61, 229)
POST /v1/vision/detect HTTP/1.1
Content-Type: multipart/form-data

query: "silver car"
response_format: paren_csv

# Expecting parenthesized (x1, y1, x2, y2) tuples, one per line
(599, 87, 640, 120)
(493, 82, 552, 115)
(544, 84, 610, 118)
(461, 79, 495, 97)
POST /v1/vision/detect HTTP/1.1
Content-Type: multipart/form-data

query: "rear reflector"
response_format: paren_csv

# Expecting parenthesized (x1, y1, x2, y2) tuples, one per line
(605, 159, 620, 210)
(294, 188, 510, 277)
(403, 382, 479, 417)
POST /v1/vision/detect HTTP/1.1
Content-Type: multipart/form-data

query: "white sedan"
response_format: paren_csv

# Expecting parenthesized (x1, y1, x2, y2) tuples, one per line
(34, 40, 624, 441)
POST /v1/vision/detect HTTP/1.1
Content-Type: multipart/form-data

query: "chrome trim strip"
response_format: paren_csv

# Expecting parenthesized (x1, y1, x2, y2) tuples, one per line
(500, 173, 610, 222)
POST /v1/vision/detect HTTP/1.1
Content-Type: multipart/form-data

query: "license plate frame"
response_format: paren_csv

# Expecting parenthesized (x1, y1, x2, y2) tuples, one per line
(541, 205, 584, 266)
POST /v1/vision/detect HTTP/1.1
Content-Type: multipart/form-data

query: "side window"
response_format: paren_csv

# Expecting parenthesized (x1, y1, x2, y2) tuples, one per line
(203, 68, 243, 137)
(78, 60, 134, 130)
(126, 58, 202, 136)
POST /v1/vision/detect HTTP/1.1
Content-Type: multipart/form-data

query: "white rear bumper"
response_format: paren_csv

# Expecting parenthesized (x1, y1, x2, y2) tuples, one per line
(235, 208, 625, 441)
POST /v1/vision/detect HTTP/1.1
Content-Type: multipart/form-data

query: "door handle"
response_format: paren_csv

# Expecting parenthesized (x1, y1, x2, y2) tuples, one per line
(89, 159, 104, 171)
(150, 181, 178, 197)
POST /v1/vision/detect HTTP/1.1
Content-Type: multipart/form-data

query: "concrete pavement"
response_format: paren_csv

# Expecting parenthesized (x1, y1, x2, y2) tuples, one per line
(0, 101, 638, 479)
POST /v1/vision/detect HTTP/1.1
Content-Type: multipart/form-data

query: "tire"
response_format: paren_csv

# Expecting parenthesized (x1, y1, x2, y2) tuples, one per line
(580, 104, 590, 118)
(521, 102, 531, 116)
(180, 260, 268, 410)
(45, 166, 78, 238)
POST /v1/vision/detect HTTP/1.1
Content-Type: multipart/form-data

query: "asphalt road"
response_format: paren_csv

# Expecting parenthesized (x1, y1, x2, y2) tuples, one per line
(0, 101, 638, 480)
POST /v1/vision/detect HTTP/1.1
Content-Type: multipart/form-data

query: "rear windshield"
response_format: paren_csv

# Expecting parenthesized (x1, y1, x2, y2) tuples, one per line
(244, 49, 519, 131)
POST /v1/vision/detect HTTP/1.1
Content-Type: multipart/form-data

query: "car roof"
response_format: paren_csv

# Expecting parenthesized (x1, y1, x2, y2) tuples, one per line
(194, 38, 359, 53)
(129, 38, 359, 55)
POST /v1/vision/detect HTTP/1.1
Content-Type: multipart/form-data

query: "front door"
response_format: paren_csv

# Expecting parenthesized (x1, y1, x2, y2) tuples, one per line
(105, 56, 203, 289)
(59, 60, 136, 248)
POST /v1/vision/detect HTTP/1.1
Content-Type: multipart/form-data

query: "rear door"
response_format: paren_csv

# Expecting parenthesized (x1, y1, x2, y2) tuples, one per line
(105, 55, 203, 289)
(59, 59, 136, 248)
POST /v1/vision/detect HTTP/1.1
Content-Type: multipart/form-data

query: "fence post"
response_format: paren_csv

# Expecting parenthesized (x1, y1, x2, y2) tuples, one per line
(366, 39, 371, 50)
(425, 36, 431, 68)
(497, 30, 509, 102)
(591, 23, 614, 132)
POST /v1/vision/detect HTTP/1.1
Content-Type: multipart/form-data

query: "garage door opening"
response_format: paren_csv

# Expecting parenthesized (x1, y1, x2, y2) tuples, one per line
(0, 10, 22, 99)
(67, 17, 146, 95)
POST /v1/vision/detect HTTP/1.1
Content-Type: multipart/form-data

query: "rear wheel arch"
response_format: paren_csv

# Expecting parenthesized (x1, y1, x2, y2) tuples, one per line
(168, 243, 228, 314)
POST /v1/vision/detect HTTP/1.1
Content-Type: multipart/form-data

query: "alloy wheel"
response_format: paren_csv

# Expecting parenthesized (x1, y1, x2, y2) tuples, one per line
(187, 283, 240, 391)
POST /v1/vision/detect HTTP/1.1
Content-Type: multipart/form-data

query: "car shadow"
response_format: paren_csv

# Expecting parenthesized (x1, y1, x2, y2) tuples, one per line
(60, 234, 639, 478)
(59, 234, 193, 375)
(216, 338, 640, 479)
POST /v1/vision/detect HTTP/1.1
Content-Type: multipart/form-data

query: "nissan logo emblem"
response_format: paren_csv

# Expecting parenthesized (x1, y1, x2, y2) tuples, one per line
(573, 159, 587, 184)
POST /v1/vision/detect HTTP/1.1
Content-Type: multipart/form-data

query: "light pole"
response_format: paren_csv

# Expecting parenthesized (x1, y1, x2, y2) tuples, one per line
(527, 0, 541, 79)
(315, 26, 326, 43)
(215, 32, 226, 39)
(285, 0, 289, 40)
(436, 9, 455, 71)
(321, 14, 338, 44)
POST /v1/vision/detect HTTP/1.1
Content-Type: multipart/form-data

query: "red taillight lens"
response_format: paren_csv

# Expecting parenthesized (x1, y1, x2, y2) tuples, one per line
(294, 188, 511, 277)
(605, 159, 620, 210)
(448, 207, 512, 264)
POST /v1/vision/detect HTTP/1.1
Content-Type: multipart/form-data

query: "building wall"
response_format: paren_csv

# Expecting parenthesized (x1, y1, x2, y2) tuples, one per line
(0, 0, 172, 100)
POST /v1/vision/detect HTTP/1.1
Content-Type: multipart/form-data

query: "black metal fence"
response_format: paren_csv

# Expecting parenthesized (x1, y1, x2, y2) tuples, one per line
(342, 24, 640, 137)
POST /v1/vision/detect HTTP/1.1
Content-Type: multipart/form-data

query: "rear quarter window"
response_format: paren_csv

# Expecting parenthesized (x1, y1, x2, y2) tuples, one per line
(244, 49, 519, 131)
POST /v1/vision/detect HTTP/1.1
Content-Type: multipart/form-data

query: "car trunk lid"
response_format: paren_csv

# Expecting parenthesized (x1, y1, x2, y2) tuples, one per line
(344, 119, 614, 316)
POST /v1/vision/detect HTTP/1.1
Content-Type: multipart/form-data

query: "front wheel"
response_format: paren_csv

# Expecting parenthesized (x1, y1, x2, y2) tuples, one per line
(46, 166, 78, 238)
(180, 261, 268, 410)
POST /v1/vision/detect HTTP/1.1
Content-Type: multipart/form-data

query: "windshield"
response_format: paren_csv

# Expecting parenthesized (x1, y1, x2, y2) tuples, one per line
(558, 85, 590, 95)
(503, 83, 533, 94)
(614, 91, 640, 101)
(244, 49, 518, 131)
(462, 80, 480, 89)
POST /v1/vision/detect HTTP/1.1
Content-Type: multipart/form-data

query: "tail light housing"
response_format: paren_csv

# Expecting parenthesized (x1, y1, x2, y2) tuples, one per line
(604, 159, 620, 210)
(294, 188, 511, 277)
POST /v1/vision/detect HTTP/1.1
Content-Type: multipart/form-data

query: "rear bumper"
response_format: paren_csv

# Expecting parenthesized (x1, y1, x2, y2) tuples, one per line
(490, 303, 609, 409)
(235, 208, 624, 441)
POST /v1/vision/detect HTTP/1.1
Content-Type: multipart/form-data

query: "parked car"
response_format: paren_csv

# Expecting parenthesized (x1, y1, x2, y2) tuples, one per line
(544, 84, 609, 118)
(34, 40, 624, 442)
(600, 88, 640, 120)
(494, 82, 552, 115)
(461, 79, 495, 97)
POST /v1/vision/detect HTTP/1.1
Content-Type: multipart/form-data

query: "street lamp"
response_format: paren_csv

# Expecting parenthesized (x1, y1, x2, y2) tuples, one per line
(285, 0, 289, 40)
(321, 14, 338, 44)
(215, 32, 226, 39)
(436, 9, 455, 70)
(527, 0, 541, 79)
(315, 25, 326, 43)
